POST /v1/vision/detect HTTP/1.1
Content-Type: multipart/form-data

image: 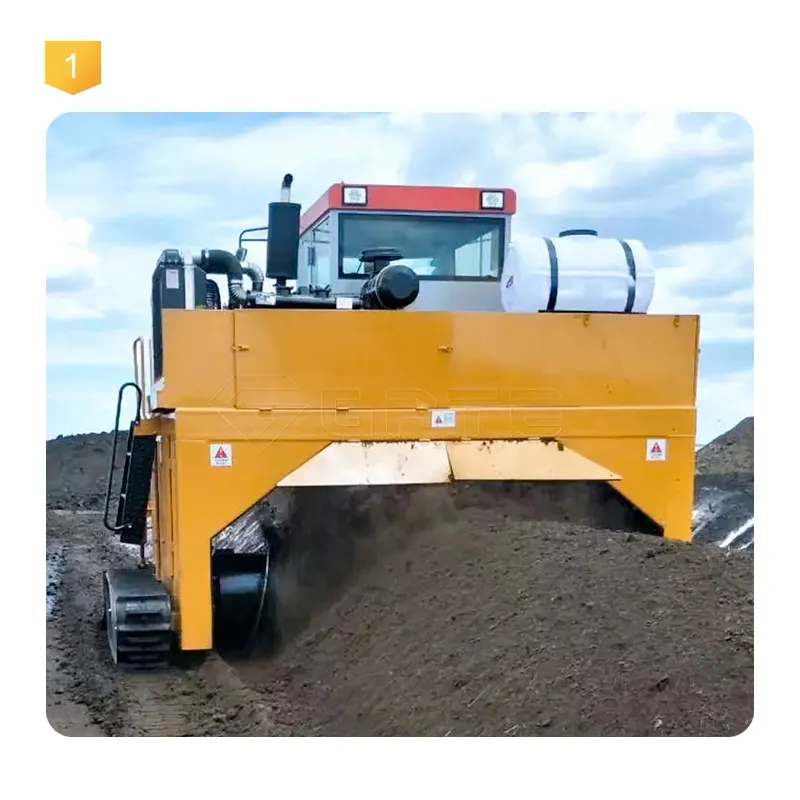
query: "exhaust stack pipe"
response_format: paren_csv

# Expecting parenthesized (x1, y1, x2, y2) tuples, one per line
(280, 173, 293, 203)
(267, 174, 300, 284)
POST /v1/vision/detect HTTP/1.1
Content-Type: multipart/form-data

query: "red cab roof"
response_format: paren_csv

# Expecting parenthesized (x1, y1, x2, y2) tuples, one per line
(300, 183, 517, 234)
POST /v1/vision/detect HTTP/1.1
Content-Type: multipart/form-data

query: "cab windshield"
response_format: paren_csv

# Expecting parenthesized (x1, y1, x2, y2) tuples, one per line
(338, 213, 504, 280)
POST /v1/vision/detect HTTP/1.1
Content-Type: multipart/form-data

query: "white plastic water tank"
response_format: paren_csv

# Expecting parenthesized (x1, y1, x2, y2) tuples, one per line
(500, 229, 656, 314)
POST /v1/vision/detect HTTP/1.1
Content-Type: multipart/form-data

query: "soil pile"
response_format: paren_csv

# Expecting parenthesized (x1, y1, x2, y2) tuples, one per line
(692, 418, 754, 551)
(696, 417, 754, 478)
(46, 432, 121, 510)
(239, 491, 753, 736)
(266, 481, 660, 645)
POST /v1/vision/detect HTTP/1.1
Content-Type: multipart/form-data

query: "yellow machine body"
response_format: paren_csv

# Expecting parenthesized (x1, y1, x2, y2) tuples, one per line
(137, 307, 699, 651)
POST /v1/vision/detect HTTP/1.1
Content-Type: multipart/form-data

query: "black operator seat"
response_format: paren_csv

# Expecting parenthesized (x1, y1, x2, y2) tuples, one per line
(359, 248, 405, 273)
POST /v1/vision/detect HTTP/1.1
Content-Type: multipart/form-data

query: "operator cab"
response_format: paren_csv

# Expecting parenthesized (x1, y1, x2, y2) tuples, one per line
(297, 183, 516, 312)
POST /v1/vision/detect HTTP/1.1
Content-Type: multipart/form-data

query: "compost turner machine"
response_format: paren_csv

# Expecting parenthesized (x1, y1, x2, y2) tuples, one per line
(101, 174, 700, 670)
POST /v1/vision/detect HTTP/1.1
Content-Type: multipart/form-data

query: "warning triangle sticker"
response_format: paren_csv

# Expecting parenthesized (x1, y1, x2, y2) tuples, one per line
(435, 416, 443, 425)
(215, 447, 227, 459)
(650, 442, 662, 454)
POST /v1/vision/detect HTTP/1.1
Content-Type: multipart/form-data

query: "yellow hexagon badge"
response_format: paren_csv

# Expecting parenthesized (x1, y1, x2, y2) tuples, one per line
(45, 41, 101, 96)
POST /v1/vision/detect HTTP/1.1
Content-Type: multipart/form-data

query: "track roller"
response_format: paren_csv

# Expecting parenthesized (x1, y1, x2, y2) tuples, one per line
(102, 568, 173, 670)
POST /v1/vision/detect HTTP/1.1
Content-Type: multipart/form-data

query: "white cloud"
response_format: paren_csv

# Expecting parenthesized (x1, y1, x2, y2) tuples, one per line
(653, 235, 753, 281)
(46, 296, 105, 321)
(45, 208, 100, 279)
(649, 235, 753, 344)
(47, 112, 754, 227)
(46, 115, 419, 233)
(696, 368, 754, 445)
(45, 208, 108, 320)
(127, 115, 414, 218)
(621, 113, 746, 162)
(46, 201, 168, 321)
(515, 158, 613, 206)
(547, 113, 749, 163)
(558, 160, 753, 221)
(510, 113, 751, 215)
(652, 236, 753, 304)
(690, 161, 753, 197)
(697, 312, 753, 344)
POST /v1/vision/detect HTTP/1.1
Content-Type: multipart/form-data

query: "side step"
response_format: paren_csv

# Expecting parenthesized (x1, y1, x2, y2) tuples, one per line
(103, 568, 173, 671)
(116, 431, 157, 545)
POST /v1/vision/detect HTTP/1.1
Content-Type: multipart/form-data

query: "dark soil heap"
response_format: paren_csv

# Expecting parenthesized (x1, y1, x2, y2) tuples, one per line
(46, 432, 119, 510)
(696, 417, 754, 478)
(692, 417, 754, 550)
(236, 481, 754, 737)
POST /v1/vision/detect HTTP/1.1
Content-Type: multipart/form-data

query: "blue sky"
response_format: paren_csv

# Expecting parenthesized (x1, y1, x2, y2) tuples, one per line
(46, 112, 753, 444)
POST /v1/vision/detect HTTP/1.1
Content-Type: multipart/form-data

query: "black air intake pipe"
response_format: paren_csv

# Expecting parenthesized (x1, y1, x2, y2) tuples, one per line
(235, 247, 265, 293)
(200, 249, 248, 307)
(241, 261, 264, 292)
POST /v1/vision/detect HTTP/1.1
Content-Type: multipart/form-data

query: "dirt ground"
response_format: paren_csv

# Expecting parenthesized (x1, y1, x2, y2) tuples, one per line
(46, 417, 754, 737)
(47, 481, 754, 737)
(46, 511, 286, 736)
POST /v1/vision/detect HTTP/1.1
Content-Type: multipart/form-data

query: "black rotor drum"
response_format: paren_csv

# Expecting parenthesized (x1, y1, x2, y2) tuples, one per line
(212, 550, 270, 654)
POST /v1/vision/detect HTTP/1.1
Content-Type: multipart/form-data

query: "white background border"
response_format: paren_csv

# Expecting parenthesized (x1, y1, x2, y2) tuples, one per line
(4, 0, 790, 795)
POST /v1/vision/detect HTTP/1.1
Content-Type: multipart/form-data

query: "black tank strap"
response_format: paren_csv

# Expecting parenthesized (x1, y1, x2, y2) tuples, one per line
(618, 240, 637, 313)
(543, 237, 558, 312)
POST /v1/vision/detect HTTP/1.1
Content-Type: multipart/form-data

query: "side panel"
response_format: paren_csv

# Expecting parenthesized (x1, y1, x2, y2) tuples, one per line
(156, 311, 236, 410)
(170, 435, 326, 651)
(157, 309, 698, 415)
(231, 311, 698, 413)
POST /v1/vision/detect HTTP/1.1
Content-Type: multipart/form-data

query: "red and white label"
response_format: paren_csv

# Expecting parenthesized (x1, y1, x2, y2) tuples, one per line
(431, 409, 456, 429)
(646, 438, 667, 461)
(210, 443, 233, 467)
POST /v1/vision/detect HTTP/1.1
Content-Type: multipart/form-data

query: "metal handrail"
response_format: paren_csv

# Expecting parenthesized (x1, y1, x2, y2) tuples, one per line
(132, 337, 152, 418)
(103, 382, 143, 533)
(238, 225, 268, 249)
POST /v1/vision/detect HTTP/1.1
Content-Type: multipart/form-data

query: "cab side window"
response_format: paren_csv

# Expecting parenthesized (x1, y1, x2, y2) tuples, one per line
(308, 216, 332, 289)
